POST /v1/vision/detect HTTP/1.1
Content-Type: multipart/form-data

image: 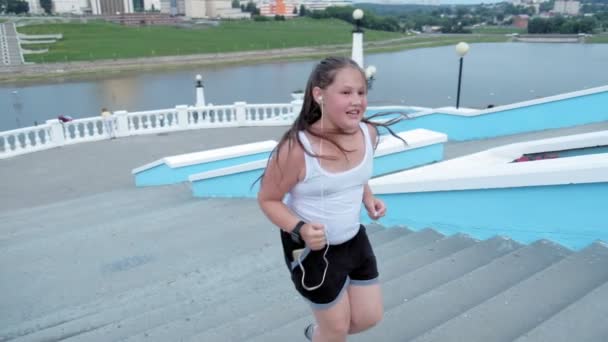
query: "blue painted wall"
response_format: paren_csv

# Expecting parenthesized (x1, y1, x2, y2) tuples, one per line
(374, 144, 443, 176)
(191, 169, 263, 198)
(362, 182, 608, 250)
(373, 91, 608, 141)
(134, 151, 270, 186)
(191, 142, 445, 198)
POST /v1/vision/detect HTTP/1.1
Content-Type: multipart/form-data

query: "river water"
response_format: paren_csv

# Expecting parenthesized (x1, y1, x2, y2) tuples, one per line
(1, 42, 607, 131)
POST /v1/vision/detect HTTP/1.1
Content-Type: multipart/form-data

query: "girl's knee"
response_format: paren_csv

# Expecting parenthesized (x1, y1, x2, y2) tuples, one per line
(350, 309, 383, 333)
(317, 320, 350, 340)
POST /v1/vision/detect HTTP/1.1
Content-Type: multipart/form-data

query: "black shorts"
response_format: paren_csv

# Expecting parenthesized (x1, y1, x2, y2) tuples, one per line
(280, 225, 379, 310)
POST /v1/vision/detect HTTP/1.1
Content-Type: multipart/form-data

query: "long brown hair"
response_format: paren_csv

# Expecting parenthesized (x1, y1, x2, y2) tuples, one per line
(256, 56, 409, 185)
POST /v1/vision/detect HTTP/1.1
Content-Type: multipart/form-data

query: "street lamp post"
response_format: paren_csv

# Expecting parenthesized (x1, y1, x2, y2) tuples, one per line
(195, 74, 206, 107)
(455, 42, 470, 109)
(365, 65, 377, 90)
(351, 9, 364, 68)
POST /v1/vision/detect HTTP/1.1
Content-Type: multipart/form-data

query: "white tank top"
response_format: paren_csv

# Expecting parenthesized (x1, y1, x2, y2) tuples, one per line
(285, 122, 374, 245)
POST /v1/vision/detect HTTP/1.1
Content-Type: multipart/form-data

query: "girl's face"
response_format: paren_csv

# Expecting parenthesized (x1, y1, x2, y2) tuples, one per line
(314, 67, 367, 134)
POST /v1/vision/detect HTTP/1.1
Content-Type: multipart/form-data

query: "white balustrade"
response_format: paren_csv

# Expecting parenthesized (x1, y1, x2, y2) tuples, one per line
(187, 104, 238, 127)
(244, 104, 294, 125)
(126, 108, 178, 135)
(62, 117, 107, 144)
(0, 125, 54, 158)
(0, 101, 312, 159)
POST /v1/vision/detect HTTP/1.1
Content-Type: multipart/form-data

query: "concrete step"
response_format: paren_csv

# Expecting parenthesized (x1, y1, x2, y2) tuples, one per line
(376, 233, 479, 283)
(373, 228, 444, 261)
(180, 229, 445, 342)
(72, 227, 396, 342)
(0, 185, 193, 246)
(366, 226, 411, 245)
(369, 236, 522, 320)
(352, 240, 571, 341)
(412, 242, 608, 342)
(0, 198, 274, 333)
(247, 233, 479, 342)
(2, 224, 388, 341)
(513, 279, 608, 342)
(2, 241, 283, 341)
(1, 195, 198, 254)
(0, 185, 188, 222)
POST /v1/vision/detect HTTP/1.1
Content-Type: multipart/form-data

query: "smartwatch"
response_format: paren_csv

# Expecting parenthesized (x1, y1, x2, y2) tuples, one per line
(290, 220, 306, 244)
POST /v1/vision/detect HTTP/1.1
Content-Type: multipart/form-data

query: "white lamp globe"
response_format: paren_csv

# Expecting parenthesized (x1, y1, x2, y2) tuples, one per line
(196, 74, 202, 81)
(455, 42, 470, 57)
(353, 9, 364, 20)
(365, 65, 377, 79)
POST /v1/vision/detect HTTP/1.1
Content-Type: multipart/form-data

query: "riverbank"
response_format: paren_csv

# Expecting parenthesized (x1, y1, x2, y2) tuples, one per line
(1, 34, 507, 83)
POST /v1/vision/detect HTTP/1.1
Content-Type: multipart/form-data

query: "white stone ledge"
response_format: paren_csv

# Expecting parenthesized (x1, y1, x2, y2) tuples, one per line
(188, 159, 267, 181)
(407, 84, 608, 118)
(131, 140, 276, 174)
(376, 129, 447, 157)
(371, 130, 608, 193)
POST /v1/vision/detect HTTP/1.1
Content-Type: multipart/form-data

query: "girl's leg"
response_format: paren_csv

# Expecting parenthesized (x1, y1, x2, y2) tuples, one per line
(311, 291, 351, 342)
(348, 283, 383, 334)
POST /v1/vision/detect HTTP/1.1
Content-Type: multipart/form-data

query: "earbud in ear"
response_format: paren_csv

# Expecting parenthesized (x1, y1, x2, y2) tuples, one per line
(318, 96, 323, 103)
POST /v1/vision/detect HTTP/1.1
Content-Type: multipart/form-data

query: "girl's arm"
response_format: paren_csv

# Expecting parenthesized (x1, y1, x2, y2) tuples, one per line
(363, 183, 386, 220)
(258, 140, 327, 250)
(257, 139, 304, 233)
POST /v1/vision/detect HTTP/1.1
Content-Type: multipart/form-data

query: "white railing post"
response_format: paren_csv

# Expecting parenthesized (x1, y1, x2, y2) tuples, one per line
(234, 101, 247, 126)
(114, 110, 129, 137)
(45, 119, 65, 146)
(176, 105, 189, 129)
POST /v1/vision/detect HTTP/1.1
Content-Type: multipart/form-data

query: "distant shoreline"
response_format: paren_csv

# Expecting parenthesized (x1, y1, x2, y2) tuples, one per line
(0, 35, 508, 84)
(3, 35, 604, 84)
(0, 46, 341, 84)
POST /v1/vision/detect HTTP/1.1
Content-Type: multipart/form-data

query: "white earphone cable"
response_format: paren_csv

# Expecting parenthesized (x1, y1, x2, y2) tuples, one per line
(297, 96, 330, 291)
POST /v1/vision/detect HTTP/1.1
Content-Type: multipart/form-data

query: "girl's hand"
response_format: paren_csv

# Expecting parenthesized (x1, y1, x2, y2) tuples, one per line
(364, 197, 386, 220)
(301, 223, 326, 251)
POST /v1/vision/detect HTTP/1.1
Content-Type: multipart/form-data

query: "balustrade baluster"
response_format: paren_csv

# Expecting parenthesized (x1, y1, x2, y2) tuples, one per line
(22, 132, 31, 149)
(77, 123, 84, 140)
(34, 129, 42, 146)
(152, 114, 158, 128)
(44, 128, 50, 144)
(12, 134, 22, 151)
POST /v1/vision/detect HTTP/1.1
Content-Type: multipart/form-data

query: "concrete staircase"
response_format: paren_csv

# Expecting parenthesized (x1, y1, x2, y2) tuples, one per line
(0, 23, 24, 66)
(2, 186, 608, 341)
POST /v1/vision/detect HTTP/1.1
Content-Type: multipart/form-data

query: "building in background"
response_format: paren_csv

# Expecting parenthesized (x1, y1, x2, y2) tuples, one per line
(258, 0, 296, 17)
(512, 14, 529, 28)
(52, 0, 90, 14)
(184, 0, 249, 18)
(25, 0, 44, 13)
(255, 0, 352, 17)
(553, 0, 580, 15)
(91, 0, 134, 14)
(144, 0, 161, 11)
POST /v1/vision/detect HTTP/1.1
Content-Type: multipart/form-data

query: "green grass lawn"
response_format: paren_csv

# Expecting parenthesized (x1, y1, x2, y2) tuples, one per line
(471, 26, 526, 34)
(17, 18, 403, 62)
(589, 34, 608, 43)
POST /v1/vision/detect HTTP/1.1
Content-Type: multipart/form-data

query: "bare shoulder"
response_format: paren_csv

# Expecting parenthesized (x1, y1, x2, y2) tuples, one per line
(259, 135, 306, 201)
(275, 135, 306, 171)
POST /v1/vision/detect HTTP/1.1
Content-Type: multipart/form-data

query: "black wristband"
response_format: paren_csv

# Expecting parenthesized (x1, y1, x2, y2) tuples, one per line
(290, 220, 306, 244)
